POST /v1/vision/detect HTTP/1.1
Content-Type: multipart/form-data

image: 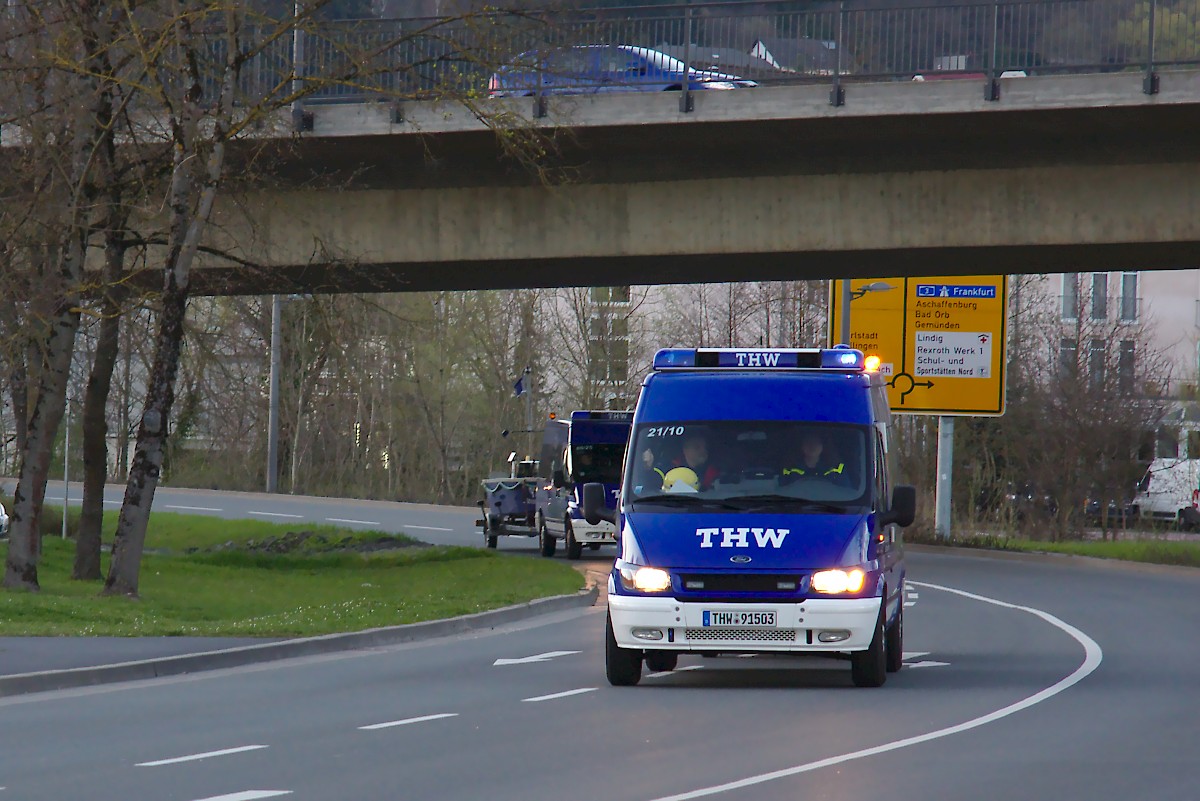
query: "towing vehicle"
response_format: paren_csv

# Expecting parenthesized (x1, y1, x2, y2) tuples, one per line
(583, 347, 916, 687)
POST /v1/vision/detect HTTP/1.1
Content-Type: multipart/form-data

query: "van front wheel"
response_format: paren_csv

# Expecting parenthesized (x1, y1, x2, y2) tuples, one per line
(606, 613, 642, 686)
(538, 520, 556, 557)
(851, 603, 887, 688)
(565, 522, 583, 560)
(645, 651, 678, 672)
(885, 601, 904, 673)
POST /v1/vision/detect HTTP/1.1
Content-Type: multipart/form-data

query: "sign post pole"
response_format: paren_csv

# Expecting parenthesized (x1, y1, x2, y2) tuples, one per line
(830, 276, 1008, 537)
(935, 416, 955, 539)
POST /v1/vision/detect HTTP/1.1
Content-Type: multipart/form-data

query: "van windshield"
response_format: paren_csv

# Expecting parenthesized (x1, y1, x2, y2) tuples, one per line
(625, 420, 871, 511)
(570, 443, 624, 485)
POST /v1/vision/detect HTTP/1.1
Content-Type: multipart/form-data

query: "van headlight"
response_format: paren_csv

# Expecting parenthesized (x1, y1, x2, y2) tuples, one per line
(619, 565, 672, 593)
(810, 568, 866, 594)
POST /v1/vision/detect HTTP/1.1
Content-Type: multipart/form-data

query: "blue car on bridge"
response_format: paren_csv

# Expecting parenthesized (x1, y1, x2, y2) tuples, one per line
(488, 44, 757, 97)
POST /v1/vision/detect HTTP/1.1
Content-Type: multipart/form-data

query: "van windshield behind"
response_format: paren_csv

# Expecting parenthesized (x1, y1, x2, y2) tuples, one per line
(626, 420, 870, 511)
(570, 443, 625, 485)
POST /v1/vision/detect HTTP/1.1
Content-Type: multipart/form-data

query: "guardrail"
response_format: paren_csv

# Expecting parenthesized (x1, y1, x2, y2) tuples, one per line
(220, 0, 1200, 109)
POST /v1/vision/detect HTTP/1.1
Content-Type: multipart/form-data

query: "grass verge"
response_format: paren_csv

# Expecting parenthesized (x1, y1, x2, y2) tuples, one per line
(0, 519, 586, 637)
(907, 529, 1200, 569)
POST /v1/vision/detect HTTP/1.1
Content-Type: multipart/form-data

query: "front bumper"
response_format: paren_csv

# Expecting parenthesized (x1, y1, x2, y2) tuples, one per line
(570, 519, 617, 544)
(608, 590, 881, 653)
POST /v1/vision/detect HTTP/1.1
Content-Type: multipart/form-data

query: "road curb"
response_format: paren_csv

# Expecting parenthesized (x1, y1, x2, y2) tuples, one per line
(0, 585, 599, 698)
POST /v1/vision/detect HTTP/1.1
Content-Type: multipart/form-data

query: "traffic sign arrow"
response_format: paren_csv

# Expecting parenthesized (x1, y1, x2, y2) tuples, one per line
(493, 650, 581, 666)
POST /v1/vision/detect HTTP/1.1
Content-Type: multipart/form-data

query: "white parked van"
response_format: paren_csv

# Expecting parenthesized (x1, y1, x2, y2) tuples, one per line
(1133, 458, 1200, 529)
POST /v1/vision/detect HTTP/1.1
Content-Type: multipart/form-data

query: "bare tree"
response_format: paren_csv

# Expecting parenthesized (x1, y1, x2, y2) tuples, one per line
(1, 0, 116, 591)
(978, 275, 1172, 540)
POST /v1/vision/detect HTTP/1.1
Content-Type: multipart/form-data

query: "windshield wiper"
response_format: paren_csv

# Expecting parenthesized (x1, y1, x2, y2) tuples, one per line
(632, 494, 743, 510)
(721, 494, 853, 513)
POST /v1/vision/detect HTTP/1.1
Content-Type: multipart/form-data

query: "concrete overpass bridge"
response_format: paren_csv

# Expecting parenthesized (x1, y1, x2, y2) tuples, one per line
(198, 66, 1200, 295)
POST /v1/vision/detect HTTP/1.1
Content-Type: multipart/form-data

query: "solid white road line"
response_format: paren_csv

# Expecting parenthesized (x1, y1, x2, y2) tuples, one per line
(359, 713, 459, 730)
(247, 511, 303, 519)
(326, 518, 380, 526)
(404, 525, 453, 532)
(137, 745, 269, 767)
(163, 505, 223, 512)
(191, 792, 291, 801)
(522, 688, 598, 702)
(648, 580, 1103, 801)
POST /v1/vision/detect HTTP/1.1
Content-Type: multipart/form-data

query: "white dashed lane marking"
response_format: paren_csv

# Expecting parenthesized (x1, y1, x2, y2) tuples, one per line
(137, 745, 269, 767)
(164, 505, 223, 512)
(359, 713, 458, 730)
(247, 511, 303, 519)
(404, 525, 453, 532)
(189, 792, 291, 801)
(326, 518, 380, 526)
(522, 688, 598, 702)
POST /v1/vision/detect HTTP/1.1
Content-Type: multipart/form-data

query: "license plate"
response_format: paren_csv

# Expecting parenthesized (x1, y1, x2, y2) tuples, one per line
(702, 610, 777, 628)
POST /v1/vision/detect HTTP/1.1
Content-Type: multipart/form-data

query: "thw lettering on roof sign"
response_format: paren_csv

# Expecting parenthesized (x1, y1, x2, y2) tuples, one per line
(696, 528, 789, 548)
(735, 351, 781, 367)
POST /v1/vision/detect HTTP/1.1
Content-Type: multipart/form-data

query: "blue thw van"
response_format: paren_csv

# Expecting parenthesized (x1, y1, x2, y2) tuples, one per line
(582, 347, 915, 687)
(537, 410, 633, 559)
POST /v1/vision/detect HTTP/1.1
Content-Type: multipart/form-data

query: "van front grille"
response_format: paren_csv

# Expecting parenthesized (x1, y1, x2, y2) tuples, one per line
(684, 628, 799, 643)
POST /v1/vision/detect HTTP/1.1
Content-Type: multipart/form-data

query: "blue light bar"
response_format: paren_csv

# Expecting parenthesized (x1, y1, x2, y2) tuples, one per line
(652, 348, 865, 371)
(821, 347, 864, 369)
(652, 349, 697, 369)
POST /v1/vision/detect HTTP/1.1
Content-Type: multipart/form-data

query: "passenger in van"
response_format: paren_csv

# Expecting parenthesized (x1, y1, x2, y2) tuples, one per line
(783, 430, 846, 481)
(641, 431, 721, 491)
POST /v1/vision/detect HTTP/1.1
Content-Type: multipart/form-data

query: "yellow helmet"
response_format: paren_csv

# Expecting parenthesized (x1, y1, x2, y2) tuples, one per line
(661, 466, 700, 493)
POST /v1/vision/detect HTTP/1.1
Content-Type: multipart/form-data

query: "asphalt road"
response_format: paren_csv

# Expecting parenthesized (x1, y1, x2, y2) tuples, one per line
(3, 487, 1199, 801)
(36, 480, 499, 550)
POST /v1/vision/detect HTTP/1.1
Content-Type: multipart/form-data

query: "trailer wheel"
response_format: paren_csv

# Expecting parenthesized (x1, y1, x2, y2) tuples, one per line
(565, 521, 583, 560)
(538, 519, 556, 557)
(483, 517, 498, 549)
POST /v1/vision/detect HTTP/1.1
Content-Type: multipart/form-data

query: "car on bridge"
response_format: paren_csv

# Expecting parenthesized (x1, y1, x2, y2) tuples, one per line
(488, 44, 757, 97)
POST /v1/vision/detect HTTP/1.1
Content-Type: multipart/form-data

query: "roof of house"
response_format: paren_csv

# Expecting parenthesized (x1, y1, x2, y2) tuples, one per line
(749, 36, 847, 74)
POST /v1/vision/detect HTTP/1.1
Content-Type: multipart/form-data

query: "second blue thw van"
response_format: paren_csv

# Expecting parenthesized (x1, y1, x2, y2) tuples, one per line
(583, 347, 915, 687)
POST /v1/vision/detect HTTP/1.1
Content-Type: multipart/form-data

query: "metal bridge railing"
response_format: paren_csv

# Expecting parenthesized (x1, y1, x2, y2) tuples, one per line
(206, 0, 1200, 109)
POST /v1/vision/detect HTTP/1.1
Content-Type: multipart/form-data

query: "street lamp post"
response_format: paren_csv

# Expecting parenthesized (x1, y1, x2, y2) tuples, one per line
(837, 280, 896, 346)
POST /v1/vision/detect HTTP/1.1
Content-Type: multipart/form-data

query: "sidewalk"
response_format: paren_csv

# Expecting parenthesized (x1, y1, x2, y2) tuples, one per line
(0, 584, 600, 698)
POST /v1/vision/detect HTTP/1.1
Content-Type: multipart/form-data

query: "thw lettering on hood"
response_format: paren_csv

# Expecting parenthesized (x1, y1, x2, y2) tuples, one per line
(695, 527, 789, 548)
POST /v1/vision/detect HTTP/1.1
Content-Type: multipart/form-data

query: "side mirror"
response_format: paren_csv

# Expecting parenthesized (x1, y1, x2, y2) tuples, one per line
(582, 482, 616, 525)
(552, 469, 566, 489)
(880, 484, 916, 528)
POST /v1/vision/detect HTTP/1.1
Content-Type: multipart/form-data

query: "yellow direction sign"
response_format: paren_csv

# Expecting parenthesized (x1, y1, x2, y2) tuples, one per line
(828, 276, 1008, 416)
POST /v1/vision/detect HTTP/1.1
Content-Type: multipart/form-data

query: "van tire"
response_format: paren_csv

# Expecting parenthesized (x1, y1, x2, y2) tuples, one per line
(885, 601, 904, 673)
(645, 651, 678, 672)
(565, 522, 583, 560)
(606, 613, 642, 686)
(538, 520, 556, 557)
(851, 602, 887, 688)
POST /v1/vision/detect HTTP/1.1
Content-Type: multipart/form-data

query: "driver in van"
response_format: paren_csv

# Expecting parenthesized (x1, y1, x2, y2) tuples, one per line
(642, 432, 721, 491)
(783, 430, 846, 481)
